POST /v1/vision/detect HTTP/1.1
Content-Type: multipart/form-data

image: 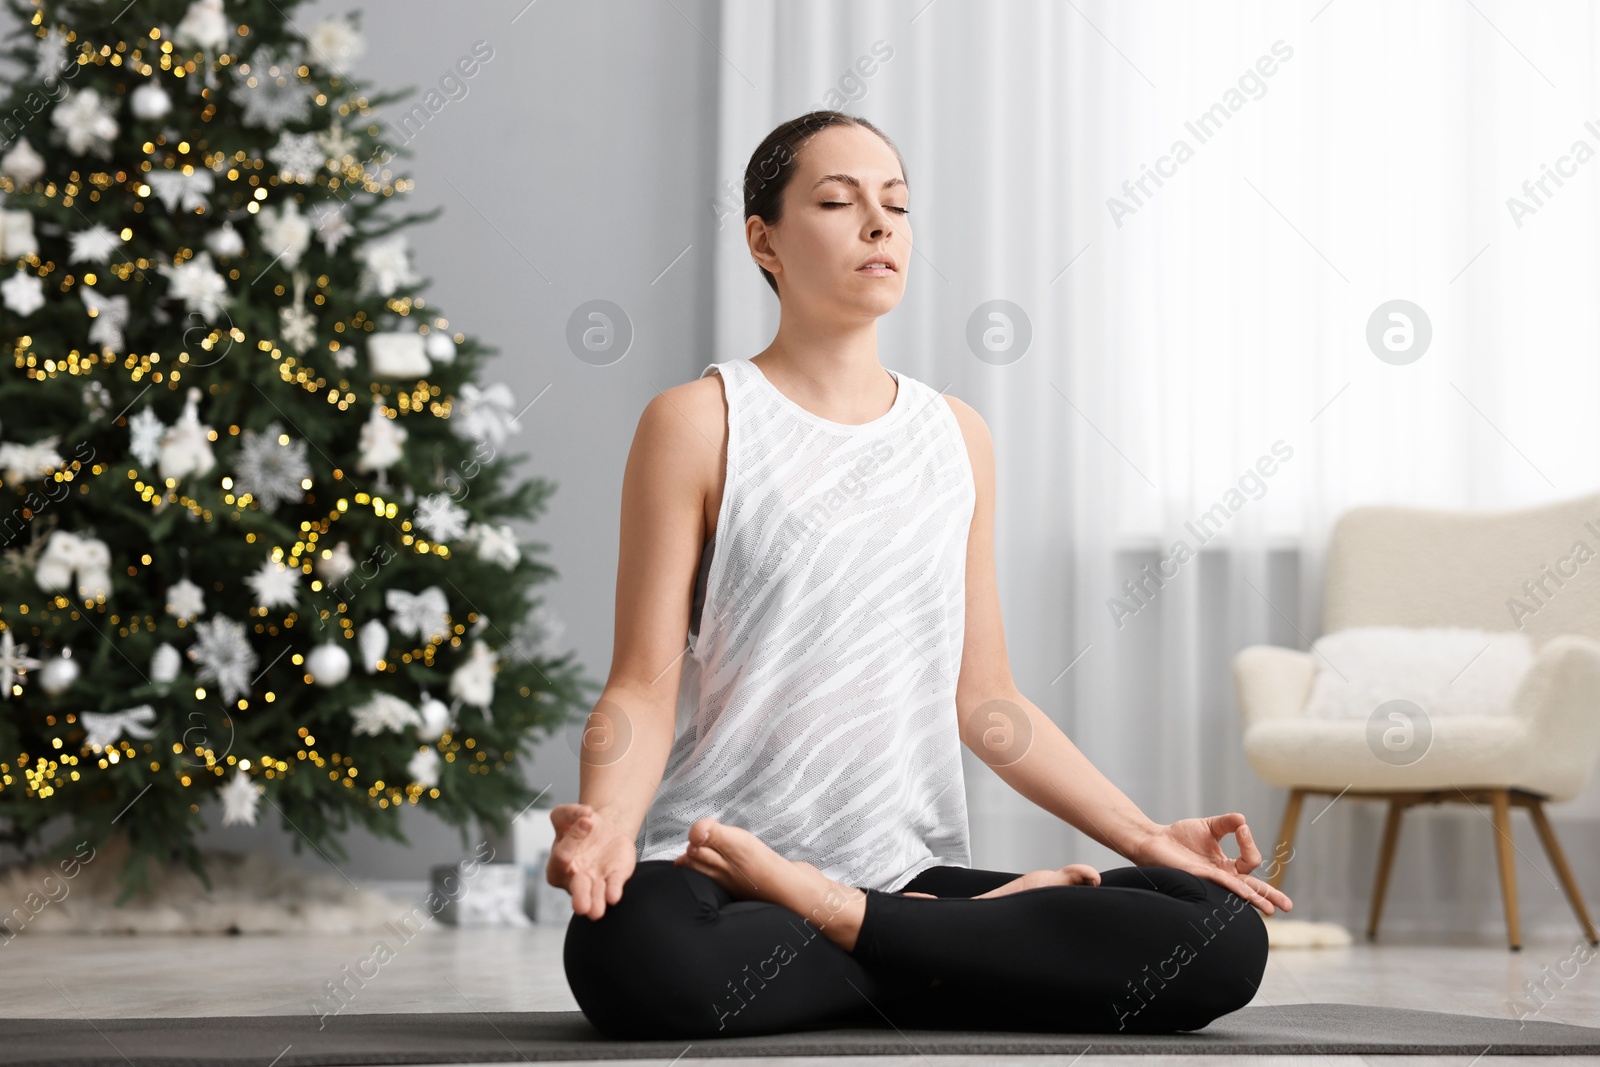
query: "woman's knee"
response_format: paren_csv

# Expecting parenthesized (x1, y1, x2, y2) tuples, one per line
(1105, 866, 1269, 1030)
(562, 860, 711, 1037)
(1176, 874, 1270, 1021)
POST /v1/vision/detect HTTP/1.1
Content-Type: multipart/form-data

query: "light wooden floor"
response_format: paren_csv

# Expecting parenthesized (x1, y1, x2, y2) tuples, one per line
(2, 921, 1597, 1066)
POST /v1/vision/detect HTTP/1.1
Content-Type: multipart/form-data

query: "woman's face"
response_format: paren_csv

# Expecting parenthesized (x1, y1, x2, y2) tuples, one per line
(749, 124, 911, 320)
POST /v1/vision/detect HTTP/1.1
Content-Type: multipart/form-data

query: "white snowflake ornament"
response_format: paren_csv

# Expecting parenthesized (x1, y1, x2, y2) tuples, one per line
(245, 554, 299, 610)
(268, 131, 325, 184)
(175, 0, 232, 53)
(231, 46, 313, 130)
(70, 223, 123, 264)
(2, 270, 44, 316)
(52, 88, 118, 157)
(165, 578, 206, 620)
(219, 768, 264, 827)
(0, 629, 43, 698)
(414, 493, 468, 543)
(186, 615, 258, 702)
(128, 407, 165, 468)
(157, 251, 231, 321)
(232, 421, 310, 510)
(309, 201, 352, 253)
(0, 138, 45, 185)
(306, 15, 366, 69)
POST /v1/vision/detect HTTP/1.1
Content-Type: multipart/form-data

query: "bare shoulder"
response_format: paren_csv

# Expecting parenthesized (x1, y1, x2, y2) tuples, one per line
(629, 370, 729, 537)
(637, 370, 728, 453)
(940, 393, 993, 487)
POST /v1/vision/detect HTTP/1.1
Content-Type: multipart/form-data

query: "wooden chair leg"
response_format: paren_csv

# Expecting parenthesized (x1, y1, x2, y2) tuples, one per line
(1366, 798, 1406, 941)
(1527, 799, 1600, 947)
(1490, 788, 1522, 951)
(1266, 789, 1305, 891)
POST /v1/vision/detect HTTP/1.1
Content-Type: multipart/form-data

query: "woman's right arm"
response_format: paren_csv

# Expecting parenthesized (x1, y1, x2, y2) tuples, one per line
(548, 377, 728, 920)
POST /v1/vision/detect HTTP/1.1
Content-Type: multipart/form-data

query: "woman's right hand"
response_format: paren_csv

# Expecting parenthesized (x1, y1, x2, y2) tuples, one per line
(546, 803, 637, 921)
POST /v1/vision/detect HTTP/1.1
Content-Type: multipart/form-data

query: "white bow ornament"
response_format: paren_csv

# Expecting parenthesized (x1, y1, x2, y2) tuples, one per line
(35, 530, 113, 600)
(80, 703, 157, 751)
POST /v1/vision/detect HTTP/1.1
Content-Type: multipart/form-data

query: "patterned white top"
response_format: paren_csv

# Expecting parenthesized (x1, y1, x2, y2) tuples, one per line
(634, 357, 976, 892)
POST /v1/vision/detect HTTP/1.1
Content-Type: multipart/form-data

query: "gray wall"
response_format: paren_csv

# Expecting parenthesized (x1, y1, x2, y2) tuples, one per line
(0, 0, 720, 883)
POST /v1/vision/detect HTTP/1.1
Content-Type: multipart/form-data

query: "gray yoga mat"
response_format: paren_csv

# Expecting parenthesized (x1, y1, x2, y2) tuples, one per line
(3, 1003, 1600, 1064)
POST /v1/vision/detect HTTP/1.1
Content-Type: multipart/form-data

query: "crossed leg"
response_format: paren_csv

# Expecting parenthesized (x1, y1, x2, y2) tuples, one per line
(562, 819, 1268, 1039)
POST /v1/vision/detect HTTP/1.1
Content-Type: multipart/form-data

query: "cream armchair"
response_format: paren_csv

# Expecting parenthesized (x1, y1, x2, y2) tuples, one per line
(1233, 492, 1600, 950)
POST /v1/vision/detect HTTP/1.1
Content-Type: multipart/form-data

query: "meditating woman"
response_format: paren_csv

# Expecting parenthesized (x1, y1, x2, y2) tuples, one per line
(550, 109, 1291, 1040)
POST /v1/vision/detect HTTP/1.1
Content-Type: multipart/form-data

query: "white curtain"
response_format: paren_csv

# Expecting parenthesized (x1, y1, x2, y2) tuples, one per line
(713, 0, 1600, 934)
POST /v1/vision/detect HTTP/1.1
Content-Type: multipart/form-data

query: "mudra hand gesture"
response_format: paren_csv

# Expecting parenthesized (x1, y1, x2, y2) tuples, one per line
(1127, 812, 1293, 915)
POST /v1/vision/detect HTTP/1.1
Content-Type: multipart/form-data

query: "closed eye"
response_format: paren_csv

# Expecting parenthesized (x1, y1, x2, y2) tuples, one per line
(822, 201, 910, 215)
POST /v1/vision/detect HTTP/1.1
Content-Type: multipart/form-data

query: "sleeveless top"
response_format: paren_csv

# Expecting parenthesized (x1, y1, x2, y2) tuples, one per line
(633, 357, 977, 892)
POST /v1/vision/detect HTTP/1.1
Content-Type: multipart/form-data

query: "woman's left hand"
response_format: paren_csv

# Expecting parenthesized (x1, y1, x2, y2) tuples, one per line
(1126, 813, 1293, 915)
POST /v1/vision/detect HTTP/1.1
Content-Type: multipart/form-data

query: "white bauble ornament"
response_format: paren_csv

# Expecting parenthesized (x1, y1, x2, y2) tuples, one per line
(150, 642, 181, 684)
(0, 138, 45, 185)
(315, 541, 356, 584)
(416, 690, 452, 742)
(38, 648, 79, 696)
(130, 80, 172, 120)
(366, 332, 429, 378)
(305, 642, 351, 687)
(206, 221, 244, 259)
(358, 619, 388, 673)
(424, 330, 456, 365)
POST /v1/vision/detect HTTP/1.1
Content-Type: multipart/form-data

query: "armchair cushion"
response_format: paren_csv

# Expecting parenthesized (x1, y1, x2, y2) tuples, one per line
(1303, 625, 1533, 720)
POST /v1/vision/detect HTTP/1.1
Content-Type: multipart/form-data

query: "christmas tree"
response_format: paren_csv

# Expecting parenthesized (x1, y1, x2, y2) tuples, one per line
(0, 0, 594, 903)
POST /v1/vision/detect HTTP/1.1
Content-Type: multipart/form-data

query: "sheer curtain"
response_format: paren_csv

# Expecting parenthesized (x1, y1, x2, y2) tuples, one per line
(712, 0, 1600, 933)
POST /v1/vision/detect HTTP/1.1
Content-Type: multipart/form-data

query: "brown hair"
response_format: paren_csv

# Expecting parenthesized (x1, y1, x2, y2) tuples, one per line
(743, 110, 907, 298)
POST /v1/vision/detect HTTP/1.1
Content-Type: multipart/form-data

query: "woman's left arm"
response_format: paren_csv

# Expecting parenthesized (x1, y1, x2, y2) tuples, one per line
(943, 396, 1293, 915)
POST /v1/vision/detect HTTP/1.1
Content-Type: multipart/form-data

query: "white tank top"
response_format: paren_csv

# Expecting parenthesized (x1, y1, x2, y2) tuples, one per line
(634, 358, 976, 892)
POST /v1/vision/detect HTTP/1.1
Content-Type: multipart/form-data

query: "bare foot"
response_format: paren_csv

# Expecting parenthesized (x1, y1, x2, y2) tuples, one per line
(972, 863, 1101, 898)
(674, 817, 868, 952)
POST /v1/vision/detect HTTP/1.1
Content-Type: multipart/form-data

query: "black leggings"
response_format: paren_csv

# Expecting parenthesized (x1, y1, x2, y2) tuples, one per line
(563, 858, 1269, 1039)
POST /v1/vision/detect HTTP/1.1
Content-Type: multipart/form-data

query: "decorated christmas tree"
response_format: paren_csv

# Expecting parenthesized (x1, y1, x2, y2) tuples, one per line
(0, 0, 594, 903)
